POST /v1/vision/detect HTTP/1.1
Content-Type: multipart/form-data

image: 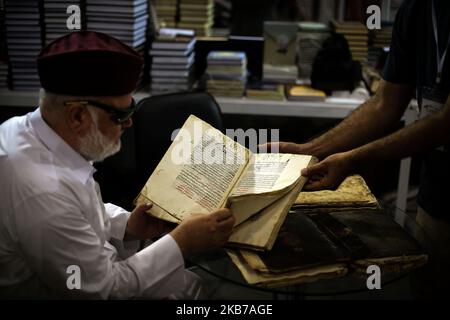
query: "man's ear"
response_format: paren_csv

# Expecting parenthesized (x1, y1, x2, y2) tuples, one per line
(65, 104, 91, 135)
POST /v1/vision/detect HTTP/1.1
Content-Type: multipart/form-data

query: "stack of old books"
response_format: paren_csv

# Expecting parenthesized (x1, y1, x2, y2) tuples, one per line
(4, 0, 43, 91)
(86, 0, 148, 49)
(44, 0, 82, 45)
(297, 22, 329, 79)
(149, 28, 196, 95)
(206, 51, 247, 97)
(153, 0, 177, 28)
(227, 175, 428, 288)
(331, 21, 369, 63)
(87, 0, 148, 87)
(178, 0, 214, 37)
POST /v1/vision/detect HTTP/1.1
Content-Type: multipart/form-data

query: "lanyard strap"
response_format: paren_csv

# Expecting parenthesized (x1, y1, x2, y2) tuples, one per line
(432, 0, 450, 84)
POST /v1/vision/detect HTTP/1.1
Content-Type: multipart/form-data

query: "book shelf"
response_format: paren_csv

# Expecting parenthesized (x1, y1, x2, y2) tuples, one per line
(215, 96, 361, 118)
(0, 88, 362, 117)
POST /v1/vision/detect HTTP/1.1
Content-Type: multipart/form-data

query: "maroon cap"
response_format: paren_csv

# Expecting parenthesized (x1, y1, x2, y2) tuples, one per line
(37, 31, 143, 96)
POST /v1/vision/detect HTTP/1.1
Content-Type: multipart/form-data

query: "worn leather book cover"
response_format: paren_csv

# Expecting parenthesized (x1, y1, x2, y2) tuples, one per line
(256, 210, 425, 271)
(294, 175, 379, 213)
(230, 210, 427, 287)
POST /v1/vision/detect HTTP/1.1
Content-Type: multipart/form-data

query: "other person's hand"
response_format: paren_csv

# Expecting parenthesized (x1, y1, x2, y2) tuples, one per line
(170, 208, 235, 258)
(259, 141, 317, 157)
(301, 152, 354, 191)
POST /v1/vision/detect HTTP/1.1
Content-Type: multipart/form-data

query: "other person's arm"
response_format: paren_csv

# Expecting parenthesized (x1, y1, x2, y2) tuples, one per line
(302, 93, 450, 191)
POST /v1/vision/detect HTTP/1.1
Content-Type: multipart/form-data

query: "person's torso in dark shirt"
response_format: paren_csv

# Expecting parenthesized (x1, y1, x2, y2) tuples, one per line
(382, 0, 450, 220)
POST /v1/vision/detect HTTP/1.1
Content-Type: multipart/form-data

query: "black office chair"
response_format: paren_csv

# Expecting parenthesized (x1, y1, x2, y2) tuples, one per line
(133, 91, 224, 191)
(94, 124, 138, 210)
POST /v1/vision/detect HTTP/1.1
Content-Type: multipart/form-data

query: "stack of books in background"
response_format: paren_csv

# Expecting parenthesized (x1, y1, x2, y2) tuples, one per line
(178, 0, 214, 37)
(0, 60, 8, 89)
(86, 0, 148, 49)
(149, 28, 196, 95)
(263, 64, 297, 84)
(44, 0, 82, 45)
(246, 82, 285, 101)
(331, 21, 368, 64)
(213, 0, 232, 30)
(297, 22, 329, 79)
(4, 0, 43, 91)
(86, 0, 148, 87)
(153, 0, 177, 28)
(0, 0, 7, 89)
(206, 51, 246, 98)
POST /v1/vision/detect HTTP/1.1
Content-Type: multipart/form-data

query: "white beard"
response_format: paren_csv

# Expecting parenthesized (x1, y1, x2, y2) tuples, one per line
(79, 112, 121, 162)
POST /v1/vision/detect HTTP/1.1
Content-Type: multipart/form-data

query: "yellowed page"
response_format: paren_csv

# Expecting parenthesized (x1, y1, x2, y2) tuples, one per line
(228, 176, 315, 251)
(231, 154, 310, 196)
(136, 115, 250, 222)
(229, 154, 313, 226)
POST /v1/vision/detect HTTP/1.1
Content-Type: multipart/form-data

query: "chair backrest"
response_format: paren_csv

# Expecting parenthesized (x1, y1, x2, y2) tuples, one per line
(133, 91, 224, 191)
(94, 125, 137, 210)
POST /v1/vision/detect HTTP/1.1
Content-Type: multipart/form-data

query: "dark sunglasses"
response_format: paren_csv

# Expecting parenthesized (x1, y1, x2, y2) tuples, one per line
(64, 99, 138, 124)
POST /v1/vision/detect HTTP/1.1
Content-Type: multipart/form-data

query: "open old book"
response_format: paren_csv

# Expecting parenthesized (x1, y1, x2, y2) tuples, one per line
(135, 115, 316, 250)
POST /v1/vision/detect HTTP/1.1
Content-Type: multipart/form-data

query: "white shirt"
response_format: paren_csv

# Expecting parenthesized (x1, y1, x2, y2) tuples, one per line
(0, 109, 200, 299)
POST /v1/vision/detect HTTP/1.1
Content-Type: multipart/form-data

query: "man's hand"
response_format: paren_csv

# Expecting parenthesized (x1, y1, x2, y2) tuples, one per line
(170, 209, 235, 258)
(259, 141, 313, 155)
(259, 141, 325, 159)
(301, 152, 355, 191)
(124, 203, 175, 241)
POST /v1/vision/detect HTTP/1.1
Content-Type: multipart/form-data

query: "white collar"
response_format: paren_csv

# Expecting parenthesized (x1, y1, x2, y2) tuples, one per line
(29, 108, 96, 185)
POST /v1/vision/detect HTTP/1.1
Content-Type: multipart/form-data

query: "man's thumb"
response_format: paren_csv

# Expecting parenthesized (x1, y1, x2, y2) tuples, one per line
(135, 202, 153, 213)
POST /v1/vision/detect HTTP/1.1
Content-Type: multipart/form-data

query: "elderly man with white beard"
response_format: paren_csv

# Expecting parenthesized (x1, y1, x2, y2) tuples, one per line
(0, 31, 235, 299)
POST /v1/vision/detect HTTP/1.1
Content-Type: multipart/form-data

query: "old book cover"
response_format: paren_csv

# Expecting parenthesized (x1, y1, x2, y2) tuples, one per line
(293, 175, 379, 213)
